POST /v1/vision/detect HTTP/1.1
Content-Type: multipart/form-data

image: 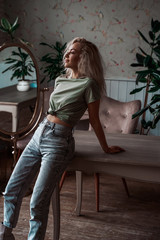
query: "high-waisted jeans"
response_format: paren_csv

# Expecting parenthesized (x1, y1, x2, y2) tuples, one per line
(3, 117, 75, 240)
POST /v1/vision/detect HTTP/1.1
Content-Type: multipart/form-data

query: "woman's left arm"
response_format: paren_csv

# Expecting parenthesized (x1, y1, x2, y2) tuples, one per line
(88, 100, 125, 154)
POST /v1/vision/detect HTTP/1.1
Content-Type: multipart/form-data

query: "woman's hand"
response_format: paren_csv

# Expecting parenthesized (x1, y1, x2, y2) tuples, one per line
(104, 146, 125, 154)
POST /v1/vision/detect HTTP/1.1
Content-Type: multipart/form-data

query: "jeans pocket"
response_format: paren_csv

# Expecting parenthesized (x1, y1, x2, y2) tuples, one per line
(52, 128, 67, 138)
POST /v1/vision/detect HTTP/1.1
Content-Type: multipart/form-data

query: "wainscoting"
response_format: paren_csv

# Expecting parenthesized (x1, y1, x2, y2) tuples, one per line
(106, 78, 160, 136)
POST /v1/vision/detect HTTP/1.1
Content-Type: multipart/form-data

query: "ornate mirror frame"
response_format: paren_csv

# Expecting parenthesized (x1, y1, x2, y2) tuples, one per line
(0, 40, 41, 164)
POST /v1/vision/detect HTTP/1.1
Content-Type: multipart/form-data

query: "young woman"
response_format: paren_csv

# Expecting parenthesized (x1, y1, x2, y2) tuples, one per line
(0, 37, 124, 240)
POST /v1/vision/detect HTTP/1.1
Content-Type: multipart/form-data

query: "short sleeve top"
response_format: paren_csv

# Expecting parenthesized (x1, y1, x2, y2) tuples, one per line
(47, 76, 101, 127)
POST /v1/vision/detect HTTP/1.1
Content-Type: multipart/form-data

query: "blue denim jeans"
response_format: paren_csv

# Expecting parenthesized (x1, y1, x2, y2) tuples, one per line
(3, 117, 75, 240)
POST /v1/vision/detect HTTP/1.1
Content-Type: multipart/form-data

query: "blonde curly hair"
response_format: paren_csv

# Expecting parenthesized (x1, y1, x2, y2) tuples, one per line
(63, 37, 106, 95)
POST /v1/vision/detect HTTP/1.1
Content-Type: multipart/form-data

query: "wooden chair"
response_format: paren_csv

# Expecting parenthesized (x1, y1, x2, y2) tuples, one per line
(75, 95, 141, 214)
(16, 87, 53, 160)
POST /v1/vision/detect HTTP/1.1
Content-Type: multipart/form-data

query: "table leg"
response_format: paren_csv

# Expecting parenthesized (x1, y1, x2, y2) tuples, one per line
(12, 106, 18, 132)
(52, 182, 60, 240)
(75, 171, 83, 216)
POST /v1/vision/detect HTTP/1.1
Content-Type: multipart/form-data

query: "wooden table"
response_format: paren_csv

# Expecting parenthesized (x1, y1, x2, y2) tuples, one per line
(0, 85, 37, 132)
(52, 130, 160, 240)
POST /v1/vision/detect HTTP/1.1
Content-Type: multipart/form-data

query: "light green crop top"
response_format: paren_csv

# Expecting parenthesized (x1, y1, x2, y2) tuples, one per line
(47, 76, 101, 127)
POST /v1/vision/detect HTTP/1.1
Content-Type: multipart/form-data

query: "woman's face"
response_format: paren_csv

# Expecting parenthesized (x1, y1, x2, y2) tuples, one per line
(64, 42, 82, 71)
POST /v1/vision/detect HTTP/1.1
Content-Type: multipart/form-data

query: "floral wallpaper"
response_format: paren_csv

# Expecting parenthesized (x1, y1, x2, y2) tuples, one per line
(2, 0, 160, 80)
(0, 0, 5, 43)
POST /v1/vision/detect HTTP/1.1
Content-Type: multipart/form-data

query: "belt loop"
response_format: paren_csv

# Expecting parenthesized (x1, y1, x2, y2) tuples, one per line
(50, 122, 55, 130)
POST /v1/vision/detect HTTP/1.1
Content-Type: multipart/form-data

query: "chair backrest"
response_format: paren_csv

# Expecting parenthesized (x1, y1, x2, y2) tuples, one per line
(16, 87, 54, 151)
(39, 86, 54, 120)
(99, 96, 141, 134)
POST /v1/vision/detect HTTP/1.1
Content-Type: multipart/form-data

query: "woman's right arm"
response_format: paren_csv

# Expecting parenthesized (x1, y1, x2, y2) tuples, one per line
(88, 100, 125, 154)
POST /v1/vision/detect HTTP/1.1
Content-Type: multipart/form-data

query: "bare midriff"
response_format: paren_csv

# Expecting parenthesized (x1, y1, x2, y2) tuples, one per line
(47, 114, 72, 128)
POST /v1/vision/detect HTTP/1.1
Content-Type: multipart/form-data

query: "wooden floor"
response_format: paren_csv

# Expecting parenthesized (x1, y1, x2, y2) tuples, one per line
(1, 167, 160, 240)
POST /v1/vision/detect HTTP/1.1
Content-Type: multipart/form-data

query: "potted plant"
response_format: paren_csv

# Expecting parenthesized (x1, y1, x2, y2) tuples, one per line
(40, 41, 66, 84)
(0, 17, 19, 40)
(2, 46, 35, 91)
(130, 18, 160, 135)
(0, 17, 35, 91)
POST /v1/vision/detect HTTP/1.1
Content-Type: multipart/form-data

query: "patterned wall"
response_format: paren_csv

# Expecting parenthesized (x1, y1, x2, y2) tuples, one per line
(3, 0, 160, 80)
(0, 0, 5, 43)
(1, 0, 160, 135)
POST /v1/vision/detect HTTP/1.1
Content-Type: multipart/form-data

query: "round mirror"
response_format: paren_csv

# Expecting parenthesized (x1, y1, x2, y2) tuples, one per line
(0, 41, 40, 136)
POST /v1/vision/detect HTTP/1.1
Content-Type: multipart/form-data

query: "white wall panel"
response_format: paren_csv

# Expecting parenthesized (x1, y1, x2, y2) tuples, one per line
(106, 78, 160, 136)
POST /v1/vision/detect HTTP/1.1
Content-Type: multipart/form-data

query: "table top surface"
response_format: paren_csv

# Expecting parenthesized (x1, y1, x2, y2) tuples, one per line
(73, 130, 160, 167)
(0, 85, 37, 105)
